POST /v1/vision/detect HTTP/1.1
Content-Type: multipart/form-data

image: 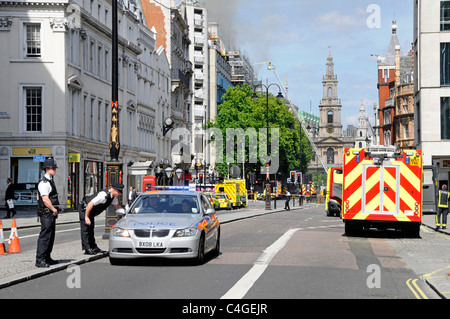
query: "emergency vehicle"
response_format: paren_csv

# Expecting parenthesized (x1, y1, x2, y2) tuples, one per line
(224, 179, 248, 207)
(325, 167, 343, 217)
(215, 182, 241, 209)
(342, 146, 423, 237)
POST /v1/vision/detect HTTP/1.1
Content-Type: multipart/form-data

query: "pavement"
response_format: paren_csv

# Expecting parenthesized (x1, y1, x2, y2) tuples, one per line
(0, 201, 449, 299)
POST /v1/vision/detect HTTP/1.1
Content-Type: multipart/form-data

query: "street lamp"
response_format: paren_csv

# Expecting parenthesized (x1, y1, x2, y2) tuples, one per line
(175, 167, 183, 182)
(165, 166, 173, 179)
(104, 0, 122, 239)
(252, 83, 284, 210)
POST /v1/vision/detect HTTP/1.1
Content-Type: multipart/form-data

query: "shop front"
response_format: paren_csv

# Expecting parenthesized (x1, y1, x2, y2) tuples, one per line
(10, 147, 52, 206)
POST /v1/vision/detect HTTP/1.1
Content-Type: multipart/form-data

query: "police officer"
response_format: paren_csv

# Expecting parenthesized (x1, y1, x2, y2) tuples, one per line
(79, 183, 124, 255)
(35, 158, 60, 268)
(436, 184, 449, 230)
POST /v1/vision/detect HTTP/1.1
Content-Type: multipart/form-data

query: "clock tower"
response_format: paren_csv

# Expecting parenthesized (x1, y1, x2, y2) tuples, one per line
(319, 48, 343, 137)
(310, 48, 355, 170)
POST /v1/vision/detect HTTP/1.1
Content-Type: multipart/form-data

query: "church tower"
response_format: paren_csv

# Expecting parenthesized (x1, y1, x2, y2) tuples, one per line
(319, 48, 343, 137)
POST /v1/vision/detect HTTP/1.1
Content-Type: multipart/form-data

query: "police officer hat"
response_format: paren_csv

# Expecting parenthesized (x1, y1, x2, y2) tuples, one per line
(42, 158, 58, 169)
(111, 182, 124, 193)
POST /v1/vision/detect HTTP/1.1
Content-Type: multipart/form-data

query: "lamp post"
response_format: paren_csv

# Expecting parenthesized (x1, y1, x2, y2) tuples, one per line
(104, 0, 122, 239)
(165, 166, 173, 185)
(252, 83, 283, 210)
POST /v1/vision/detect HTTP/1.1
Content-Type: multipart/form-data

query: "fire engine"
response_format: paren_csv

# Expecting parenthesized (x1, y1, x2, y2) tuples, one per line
(342, 146, 423, 237)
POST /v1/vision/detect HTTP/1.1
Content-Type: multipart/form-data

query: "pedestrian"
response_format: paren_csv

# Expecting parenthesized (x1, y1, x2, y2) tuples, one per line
(35, 158, 60, 268)
(436, 184, 449, 230)
(79, 182, 124, 255)
(4, 178, 17, 218)
(128, 186, 137, 206)
(285, 190, 291, 211)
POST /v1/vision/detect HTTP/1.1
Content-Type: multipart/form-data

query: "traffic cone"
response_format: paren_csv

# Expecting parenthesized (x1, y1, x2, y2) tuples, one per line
(0, 221, 5, 255)
(8, 219, 21, 253)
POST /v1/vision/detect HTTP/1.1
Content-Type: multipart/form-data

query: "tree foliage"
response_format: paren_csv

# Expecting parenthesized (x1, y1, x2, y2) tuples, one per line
(207, 84, 313, 179)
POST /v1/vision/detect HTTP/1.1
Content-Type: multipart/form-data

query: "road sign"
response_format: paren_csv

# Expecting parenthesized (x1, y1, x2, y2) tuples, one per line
(33, 155, 45, 163)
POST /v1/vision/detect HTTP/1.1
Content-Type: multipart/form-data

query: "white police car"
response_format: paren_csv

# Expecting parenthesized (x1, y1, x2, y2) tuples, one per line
(109, 188, 220, 265)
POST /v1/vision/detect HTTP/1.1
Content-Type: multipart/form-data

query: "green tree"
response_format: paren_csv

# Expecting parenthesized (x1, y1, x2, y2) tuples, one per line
(207, 84, 312, 179)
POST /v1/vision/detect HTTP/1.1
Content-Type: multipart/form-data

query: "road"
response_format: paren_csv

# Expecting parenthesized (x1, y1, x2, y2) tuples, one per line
(0, 203, 442, 305)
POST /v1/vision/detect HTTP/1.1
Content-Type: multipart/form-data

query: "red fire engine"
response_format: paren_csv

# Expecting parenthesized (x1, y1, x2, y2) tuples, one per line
(342, 146, 423, 237)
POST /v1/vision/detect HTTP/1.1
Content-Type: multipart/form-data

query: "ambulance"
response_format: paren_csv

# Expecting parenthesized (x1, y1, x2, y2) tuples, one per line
(224, 179, 248, 207)
(215, 182, 241, 209)
(342, 146, 423, 237)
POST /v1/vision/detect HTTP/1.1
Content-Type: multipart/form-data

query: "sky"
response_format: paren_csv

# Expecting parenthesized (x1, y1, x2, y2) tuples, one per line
(205, 0, 414, 129)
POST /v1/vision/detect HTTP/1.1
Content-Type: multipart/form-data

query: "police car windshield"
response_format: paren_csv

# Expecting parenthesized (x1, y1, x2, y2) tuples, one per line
(130, 194, 200, 214)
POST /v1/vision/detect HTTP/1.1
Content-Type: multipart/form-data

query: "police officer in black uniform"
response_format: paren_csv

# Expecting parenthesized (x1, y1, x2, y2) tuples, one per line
(79, 183, 124, 255)
(36, 158, 60, 268)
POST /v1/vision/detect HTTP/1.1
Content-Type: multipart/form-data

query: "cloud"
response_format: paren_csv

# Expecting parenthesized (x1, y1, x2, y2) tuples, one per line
(314, 9, 366, 32)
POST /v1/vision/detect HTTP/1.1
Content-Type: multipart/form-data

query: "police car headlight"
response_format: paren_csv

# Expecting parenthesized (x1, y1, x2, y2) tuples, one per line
(112, 227, 130, 237)
(174, 227, 198, 237)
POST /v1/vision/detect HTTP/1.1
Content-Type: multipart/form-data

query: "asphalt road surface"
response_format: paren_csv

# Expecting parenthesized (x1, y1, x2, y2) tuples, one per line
(0, 204, 440, 304)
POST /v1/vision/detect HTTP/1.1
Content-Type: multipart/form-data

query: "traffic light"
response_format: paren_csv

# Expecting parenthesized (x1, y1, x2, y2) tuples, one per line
(296, 172, 302, 184)
(290, 171, 295, 183)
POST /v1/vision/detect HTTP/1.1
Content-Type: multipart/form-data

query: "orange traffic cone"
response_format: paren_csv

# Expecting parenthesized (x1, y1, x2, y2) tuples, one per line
(0, 221, 5, 255)
(8, 219, 21, 253)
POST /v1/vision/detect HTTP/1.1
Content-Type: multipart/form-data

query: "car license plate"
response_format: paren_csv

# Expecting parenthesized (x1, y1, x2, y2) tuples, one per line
(138, 241, 164, 248)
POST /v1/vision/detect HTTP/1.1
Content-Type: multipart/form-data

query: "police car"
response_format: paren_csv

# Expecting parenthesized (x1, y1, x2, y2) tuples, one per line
(109, 188, 220, 265)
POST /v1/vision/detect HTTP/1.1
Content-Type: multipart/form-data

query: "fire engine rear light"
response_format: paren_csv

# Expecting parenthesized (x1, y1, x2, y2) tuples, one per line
(406, 152, 414, 156)
(352, 151, 360, 155)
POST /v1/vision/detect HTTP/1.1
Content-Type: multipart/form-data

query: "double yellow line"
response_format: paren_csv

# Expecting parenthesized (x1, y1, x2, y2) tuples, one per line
(406, 278, 428, 299)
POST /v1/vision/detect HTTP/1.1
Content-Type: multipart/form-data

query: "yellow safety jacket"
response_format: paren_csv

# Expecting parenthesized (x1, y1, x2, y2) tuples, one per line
(438, 189, 449, 208)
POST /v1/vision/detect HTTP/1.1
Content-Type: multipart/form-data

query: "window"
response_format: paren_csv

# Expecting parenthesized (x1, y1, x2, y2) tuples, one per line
(441, 97, 450, 139)
(25, 24, 41, 57)
(442, 1, 450, 31)
(441, 43, 450, 86)
(327, 111, 333, 124)
(404, 123, 409, 139)
(25, 88, 42, 132)
(327, 148, 334, 164)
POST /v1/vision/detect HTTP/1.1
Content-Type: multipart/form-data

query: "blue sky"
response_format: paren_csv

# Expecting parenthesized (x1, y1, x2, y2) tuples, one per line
(206, 0, 414, 129)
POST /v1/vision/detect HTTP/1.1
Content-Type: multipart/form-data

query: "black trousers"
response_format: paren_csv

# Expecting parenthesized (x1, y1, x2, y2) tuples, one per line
(285, 198, 290, 210)
(436, 207, 448, 227)
(78, 206, 98, 251)
(36, 213, 56, 263)
(5, 202, 16, 217)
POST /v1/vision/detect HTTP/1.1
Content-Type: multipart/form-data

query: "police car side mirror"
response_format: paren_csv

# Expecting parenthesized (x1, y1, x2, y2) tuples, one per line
(116, 208, 126, 216)
(205, 208, 215, 216)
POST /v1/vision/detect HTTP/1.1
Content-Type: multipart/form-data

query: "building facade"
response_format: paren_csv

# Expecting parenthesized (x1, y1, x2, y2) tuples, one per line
(414, 0, 450, 185)
(185, 0, 209, 171)
(0, 0, 169, 206)
(375, 20, 414, 149)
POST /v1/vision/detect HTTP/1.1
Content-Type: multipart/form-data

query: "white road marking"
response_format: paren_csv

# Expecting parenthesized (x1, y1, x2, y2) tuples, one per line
(221, 223, 343, 299)
(3, 224, 103, 241)
(221, 228, 302, 299)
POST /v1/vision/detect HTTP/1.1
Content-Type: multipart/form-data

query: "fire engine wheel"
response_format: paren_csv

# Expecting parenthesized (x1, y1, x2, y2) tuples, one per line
(344, 220, 360, 236)
(401, 223, 421, 238)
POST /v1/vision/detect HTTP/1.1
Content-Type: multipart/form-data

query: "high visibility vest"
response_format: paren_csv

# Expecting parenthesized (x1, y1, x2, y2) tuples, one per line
(438, 189, 449, 208)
